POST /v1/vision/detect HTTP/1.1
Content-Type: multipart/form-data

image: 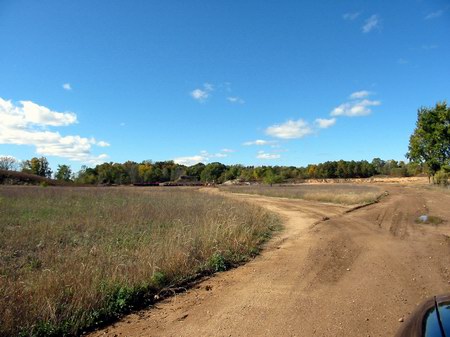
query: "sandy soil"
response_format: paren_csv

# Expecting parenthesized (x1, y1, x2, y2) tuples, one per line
(89, 184, 450, 337)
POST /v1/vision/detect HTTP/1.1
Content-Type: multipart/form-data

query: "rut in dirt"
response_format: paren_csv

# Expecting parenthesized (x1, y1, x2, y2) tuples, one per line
(89, 185, 450, 337)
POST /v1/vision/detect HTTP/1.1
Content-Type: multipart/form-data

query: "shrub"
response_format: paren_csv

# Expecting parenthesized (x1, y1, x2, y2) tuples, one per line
(434, 170, 449, 186)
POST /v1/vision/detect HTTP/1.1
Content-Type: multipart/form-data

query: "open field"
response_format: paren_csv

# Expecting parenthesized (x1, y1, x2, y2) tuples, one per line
(0, 186, 279, 336)
(220, 184, 384, 205)
(91, 184, 450, 337)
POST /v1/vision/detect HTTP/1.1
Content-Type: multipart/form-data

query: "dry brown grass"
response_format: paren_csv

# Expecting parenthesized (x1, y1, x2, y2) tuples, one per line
(0, 186, 279, 336)
(220, 184, 383, 205)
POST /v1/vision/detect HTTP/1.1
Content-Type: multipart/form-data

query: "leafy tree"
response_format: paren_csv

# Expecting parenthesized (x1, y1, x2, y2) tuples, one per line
(123, 161, 139, 184)
(186, 163, 206, 180)
(22, 157, 52, 178)
(55, 164, 72, 181)
(406, 102, 450, 180)
(222, 165, 242, 181)
(371, 158, 385, 175)
(263, 169, 283, 186)
(0, 156, 18, 171)
(75, 166, 98, 184)
(200, 162, 226, 183)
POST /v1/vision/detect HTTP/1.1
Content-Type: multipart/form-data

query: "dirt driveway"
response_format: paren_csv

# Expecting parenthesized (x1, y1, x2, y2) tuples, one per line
(90, 185, 450, 337)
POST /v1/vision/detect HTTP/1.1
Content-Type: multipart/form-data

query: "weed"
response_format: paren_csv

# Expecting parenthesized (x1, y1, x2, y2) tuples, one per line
(208, 252, 227, 272)
(0, 186, 280, 336)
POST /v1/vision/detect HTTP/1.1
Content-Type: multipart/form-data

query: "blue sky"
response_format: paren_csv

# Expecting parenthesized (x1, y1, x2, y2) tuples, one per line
(0, 0, 449, 170)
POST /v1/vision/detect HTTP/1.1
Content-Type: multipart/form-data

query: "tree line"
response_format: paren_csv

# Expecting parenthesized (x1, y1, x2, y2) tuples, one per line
(0, 156, 427, 185)
(1, 101, 448, 185)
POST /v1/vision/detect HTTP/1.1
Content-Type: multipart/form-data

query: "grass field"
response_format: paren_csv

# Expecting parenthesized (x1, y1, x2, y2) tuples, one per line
(0, 186, 279, 336)
(219, 184, 383, 205)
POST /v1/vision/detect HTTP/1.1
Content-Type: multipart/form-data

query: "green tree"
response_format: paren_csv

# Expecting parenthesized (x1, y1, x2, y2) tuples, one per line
(55, 164, 72, 181)
(263, 169, 282, 186)
(200, 162, 226, 183)
(186, 163, 206, 180)
(406, 102, 450, 180)
(75, 166, 98, 184)
(22, 157, 52, 178)
(371, 158, 385, 175)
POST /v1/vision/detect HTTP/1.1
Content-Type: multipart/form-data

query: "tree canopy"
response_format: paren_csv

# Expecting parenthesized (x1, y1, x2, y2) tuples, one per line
(55, 165, 73, 182)
(21, 157, 52, 178)
(406, 102, 450, 177)
(3, 155, 427, 186)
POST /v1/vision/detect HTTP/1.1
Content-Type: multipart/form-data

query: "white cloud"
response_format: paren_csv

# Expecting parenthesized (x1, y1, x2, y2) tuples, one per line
(120, 122, 125, 127)
(349, 90, 371, 99)
(190, 89, 209, 102)
(97, 140, 110, 147)
(265, 119, 313, 139)
(425, 10, 443, 20)
(331, 98, 381, 117)
(397, 58, 409, 64)
(243, 139, 278, 146)
(173, 149, 232, 166)
(343, 12, 360, 20)
(214, 153, 227, 158)
(315, 118, 336, 129)
(0, 97, 108, 164)
(256, 151, 281, 160)
(173, 155, 205, 166)
(362, 15, 380, 33)
(62, 83, 72, 91)
(0, 99, 77, 127)
(190, 83, 214, 102)
(227, 96, 245, 104)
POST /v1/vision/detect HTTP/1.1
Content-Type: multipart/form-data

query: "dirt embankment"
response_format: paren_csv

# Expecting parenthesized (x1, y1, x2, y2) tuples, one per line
(89, 185, 450, 337)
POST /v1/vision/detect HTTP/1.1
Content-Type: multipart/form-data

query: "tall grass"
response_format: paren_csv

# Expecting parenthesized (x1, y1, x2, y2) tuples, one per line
(220, 184, 383, 205)
(0, 186, 279, 336)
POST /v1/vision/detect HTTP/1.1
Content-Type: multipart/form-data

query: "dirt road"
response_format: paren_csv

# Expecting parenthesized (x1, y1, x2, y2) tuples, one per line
(90, 185, 450, 337)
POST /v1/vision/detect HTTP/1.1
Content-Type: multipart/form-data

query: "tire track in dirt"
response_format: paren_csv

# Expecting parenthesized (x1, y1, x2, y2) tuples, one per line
(89, 185, 450, 337)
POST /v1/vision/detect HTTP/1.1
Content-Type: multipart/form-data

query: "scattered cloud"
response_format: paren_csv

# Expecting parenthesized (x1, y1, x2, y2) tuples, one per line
(425, 9, 443, 20)
(190, 88, 209, 102)
(173, 155, 205, 166)
(362, 15, 380, 33)
(62, 83, 72, 91)
(227, 96, 245, 104)
(214, 153, 227, 158)
(243, 139, 278, 146)
(331, 94, 381, 117)
(0, 97, 108, 164)
(265, 119, 313, 139)
(97, 141, 110, 147)
(343, 12, 360, 20)
(119, 122, 125, 127)
(1, 100, 78, 127)
(190, 83, 214, 102)
(397, 58, 409, 64)
(256, 151, 281, 160)
(349, 90, 371, 99)
(173, 149, 232, 166)
(315, 118, 336, 129)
